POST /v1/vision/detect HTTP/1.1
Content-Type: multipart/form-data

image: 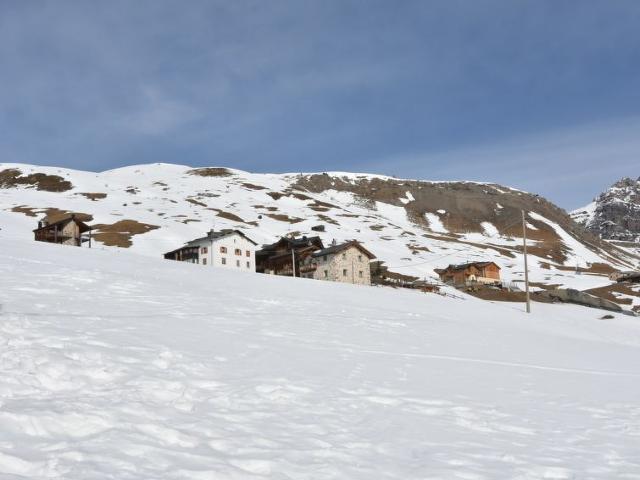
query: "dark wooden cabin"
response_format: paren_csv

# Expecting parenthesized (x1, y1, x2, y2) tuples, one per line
(256, 236, 324, 277)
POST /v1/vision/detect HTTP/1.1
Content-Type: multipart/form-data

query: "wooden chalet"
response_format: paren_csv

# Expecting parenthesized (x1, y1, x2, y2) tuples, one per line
(435, 261, 501, 286)
(33, 214, 92, 247)
(163, 245, 200, 263)
(256, 236, 324, 277)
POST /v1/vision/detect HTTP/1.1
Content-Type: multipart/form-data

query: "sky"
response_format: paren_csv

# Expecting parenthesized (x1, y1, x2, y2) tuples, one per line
(1, 1, 639, 209)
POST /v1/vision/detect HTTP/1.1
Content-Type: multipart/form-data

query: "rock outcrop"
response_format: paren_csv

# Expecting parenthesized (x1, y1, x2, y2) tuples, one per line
(572, 177, 640, 242)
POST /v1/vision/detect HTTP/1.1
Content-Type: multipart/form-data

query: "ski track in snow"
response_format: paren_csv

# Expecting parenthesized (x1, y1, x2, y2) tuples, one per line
(1, 239, 640, 479)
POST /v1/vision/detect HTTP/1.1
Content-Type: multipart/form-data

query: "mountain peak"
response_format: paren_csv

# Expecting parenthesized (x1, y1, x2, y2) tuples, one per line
(572, 176, 640, 243)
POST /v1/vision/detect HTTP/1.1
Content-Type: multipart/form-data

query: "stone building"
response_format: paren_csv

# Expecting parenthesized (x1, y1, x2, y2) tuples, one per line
(300, 240, 376, 285)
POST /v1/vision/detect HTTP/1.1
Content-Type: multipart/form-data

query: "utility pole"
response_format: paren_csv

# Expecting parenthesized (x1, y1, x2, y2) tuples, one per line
(291, 249, 296, 278)
(522, 210, 531, 313)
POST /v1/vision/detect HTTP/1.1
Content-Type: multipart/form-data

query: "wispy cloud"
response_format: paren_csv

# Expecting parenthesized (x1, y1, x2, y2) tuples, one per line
(0, 0, 639, 208)
(368, 117, 640, 209)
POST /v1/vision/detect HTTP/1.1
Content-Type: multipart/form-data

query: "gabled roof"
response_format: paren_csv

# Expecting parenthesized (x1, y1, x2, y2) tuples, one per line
(186, 229, 258, 246)
(312, 240, 376, 259)
(33, 214, 91, 233)
(260, 236, 324, 251)
(435, 261, 500, 274)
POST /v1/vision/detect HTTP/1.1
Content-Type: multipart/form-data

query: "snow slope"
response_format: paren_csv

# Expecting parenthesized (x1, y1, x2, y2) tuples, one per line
(1, 163, 636, 297)
(1, 238, 640, 479)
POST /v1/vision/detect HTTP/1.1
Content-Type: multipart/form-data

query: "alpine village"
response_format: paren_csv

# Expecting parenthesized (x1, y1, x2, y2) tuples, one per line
(31, 211, 639, 313)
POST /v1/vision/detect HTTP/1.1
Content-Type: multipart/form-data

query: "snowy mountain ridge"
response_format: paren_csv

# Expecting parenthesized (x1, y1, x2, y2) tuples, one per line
(1, 162, 638, 308)
(572, 176, 640, 245)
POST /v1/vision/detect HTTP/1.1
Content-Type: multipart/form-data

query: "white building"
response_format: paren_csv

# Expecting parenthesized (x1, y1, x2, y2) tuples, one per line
(164, 229, 258, 272)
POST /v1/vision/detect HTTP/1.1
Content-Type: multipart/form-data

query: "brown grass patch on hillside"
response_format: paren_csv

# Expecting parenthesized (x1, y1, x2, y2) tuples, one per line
(421, 232, 517, 259)
(207, 208, 257, 226)
(538, 261, 617, 275)
(316, 214, 339, 225)
(241, 183, 267, 190)
(92, 220, 159, 248)
(253, 205, 278, 212)
(10, 206, 93, 223)
(79, 192, 107, 201)
(10, 205, 39, 217)
(180, 219, 201, 224)
(188, 168, 232, 177)
(584, 284, 637, 306)
(186, 197, 207, 207)
(0, 168, 73, 192)
(466, 287, 555, 304)
(266, 192, 285, 200)
(369, 224, 385, 231)
(291, 192, 312, 201)
(407, 244, 431, 253)
(265, 213, 303, 224)
(125, 187, 139, 194)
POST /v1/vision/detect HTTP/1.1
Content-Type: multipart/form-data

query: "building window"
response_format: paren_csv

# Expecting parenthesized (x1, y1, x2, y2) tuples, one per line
(358, 270, 363, 278)
(246, 261, 250, 268)
(221, 258, 226, 265)
(236, 259, 240, 267)
(235, 248, 241, 256)
(201, 246, 208, 254)
(203, 258, 207, 265)
(324, 270, 328, 278)
(358, 255, 362, 262)
(342, 253, 346, 259)
(220, 246, 227, 253)
(323, 255, 327, 261)
(246, 250, 250, 257)
(342, 269, 347, 276)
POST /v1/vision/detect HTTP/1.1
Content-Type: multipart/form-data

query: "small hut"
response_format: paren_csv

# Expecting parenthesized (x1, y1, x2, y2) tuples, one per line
(33, 214, 92, 247)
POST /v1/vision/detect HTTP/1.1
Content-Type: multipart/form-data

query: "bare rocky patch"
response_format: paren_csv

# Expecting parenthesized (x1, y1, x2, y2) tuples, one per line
(188, 167, 233, 177)
(186, 197, 207, 207)
(266, 192, 285, 201)
(265, 213, 304, 224)
(10, 206, 93, 223)
(241, 183, 267, 191)
(0, 168, 73, 192)
(316, 214, 339, 225)
(92, 220, 159, 248)
(79, 192, 107, 201)
(207, 208, 257, 226)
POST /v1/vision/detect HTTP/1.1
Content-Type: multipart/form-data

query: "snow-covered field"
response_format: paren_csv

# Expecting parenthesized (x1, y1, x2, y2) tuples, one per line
(1, 237, 640, 479)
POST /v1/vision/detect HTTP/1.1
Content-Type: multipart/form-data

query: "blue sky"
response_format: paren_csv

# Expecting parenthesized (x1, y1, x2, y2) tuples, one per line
(1, 1, 639, 208)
